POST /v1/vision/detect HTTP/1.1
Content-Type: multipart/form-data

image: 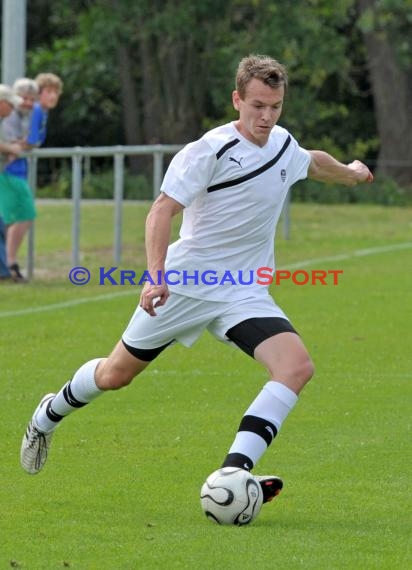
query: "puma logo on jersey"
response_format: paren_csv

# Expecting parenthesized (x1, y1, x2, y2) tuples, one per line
(229, 156, 244, 168)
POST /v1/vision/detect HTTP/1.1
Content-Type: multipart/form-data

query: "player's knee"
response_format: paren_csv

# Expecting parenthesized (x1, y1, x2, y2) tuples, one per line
(287, 355, 314, 384)
(96, 361, 139, 390)
(287, 357, 314, 392)
(106, 371, 135, 390)
(267, 355, 314, 386)
(298, 357, 315, 384)
(288, 353, 314, 385)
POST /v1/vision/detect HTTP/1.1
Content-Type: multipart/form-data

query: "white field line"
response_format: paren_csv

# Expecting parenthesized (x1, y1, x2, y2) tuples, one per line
(0, 290, 137, 318)
(1, 241, 411, 319)
(280, 241, 412, 270)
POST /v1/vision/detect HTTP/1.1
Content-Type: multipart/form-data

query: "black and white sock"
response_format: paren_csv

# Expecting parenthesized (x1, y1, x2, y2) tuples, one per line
(222, 381, 298, 470)
(34, 358, 104, 433)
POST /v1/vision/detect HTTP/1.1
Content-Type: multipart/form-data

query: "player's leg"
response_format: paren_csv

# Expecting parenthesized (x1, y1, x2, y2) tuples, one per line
(222, 323, 313, 471)
(35, 340, 156, 428)
(20, 293, 214, 474)
(20, 340, 169, 475)
(220, 318, 314, 501)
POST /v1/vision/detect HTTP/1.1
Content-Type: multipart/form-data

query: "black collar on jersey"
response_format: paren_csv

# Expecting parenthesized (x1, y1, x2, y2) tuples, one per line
(216, 138, 240, 159)
(207, 134, 292, 194)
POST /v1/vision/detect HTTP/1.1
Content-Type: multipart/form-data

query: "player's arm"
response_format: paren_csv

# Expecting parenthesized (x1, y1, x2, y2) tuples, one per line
(308, 150, 373, 186)
(139, 192, 184, 316)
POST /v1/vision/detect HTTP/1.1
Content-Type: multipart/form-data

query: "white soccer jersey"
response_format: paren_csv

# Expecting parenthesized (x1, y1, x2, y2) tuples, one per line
(161, 122, 311, 301)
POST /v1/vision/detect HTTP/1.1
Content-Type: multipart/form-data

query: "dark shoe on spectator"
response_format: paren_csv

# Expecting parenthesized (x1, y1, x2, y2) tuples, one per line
(9, 263, 28, 283)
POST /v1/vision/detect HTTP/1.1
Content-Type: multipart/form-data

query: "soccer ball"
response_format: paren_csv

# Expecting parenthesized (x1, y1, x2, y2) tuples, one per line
(200, 467, 263, 526)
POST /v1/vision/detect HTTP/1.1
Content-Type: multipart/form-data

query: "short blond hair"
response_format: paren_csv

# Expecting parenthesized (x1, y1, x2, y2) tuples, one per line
(35, 73, 63, 95)
(236, 55, 288, 99)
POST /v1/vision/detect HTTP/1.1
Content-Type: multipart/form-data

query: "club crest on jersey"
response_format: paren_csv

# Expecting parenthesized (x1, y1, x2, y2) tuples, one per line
(281, 169, 287, 182)
(229, 156, 244, 168)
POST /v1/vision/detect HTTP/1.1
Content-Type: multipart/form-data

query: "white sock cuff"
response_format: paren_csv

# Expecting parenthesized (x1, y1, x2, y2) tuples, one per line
(263, 381, 298, 410)
(71, 358, 103, 400)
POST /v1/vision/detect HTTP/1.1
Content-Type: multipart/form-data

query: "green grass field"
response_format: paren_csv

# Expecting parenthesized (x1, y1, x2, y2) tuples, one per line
(1, 201, 411, 569)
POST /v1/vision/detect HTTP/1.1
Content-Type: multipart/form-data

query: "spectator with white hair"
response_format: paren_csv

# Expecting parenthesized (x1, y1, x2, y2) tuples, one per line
(0, 84, 23, 281)
(0, 78, 39, 282)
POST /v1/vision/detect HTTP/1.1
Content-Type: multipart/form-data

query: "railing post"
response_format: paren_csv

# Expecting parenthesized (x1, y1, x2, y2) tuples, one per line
(153, 150, 163, 199)
(113, 151, 124, 264)
(26, 155, 38, 279)
(21, 144, 184, 276)
(71, 153, 82, 267)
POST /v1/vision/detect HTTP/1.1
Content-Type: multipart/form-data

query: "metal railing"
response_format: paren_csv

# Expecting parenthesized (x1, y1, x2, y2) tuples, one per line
(25, 143, 293, 279)
(26, 144, 183, 279)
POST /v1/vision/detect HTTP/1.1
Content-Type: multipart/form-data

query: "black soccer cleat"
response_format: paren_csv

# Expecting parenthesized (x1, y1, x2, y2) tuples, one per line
(255, 475, 284, 503)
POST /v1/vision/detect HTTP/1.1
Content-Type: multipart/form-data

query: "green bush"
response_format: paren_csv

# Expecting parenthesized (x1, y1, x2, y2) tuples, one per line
(82, 171, 152, 200)
(35, 167, 411, 206)
(292, 175, 411, 206)
(35, 169, 152, 200)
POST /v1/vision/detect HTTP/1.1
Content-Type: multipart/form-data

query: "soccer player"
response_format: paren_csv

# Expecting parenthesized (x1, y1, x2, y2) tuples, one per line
(21, 56, 373, 505)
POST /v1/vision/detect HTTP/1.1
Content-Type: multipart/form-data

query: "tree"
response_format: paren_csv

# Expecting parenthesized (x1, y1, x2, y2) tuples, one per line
(357, 0, 412, 184)
(27, 0, 412, 194)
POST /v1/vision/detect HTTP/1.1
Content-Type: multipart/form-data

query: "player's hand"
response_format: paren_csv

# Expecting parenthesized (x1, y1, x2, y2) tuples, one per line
(347, 160, 374, 184)
(139, 282, 169, 316)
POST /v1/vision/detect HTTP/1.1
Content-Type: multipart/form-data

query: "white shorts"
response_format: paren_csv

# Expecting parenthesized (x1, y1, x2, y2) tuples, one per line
(122, 292, 289, 350)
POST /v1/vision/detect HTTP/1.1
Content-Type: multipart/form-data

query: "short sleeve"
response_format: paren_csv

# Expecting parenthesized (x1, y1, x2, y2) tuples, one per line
(160, 138, 217, 207)
(27, 104, 47, 146)
(2, 111, 21, 141)
(288, 137, 311, 185)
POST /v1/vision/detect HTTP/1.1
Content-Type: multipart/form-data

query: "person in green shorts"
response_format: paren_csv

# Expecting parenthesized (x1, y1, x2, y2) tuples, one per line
(0, 84, 23, 281)
(0, 79, 39, 282)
